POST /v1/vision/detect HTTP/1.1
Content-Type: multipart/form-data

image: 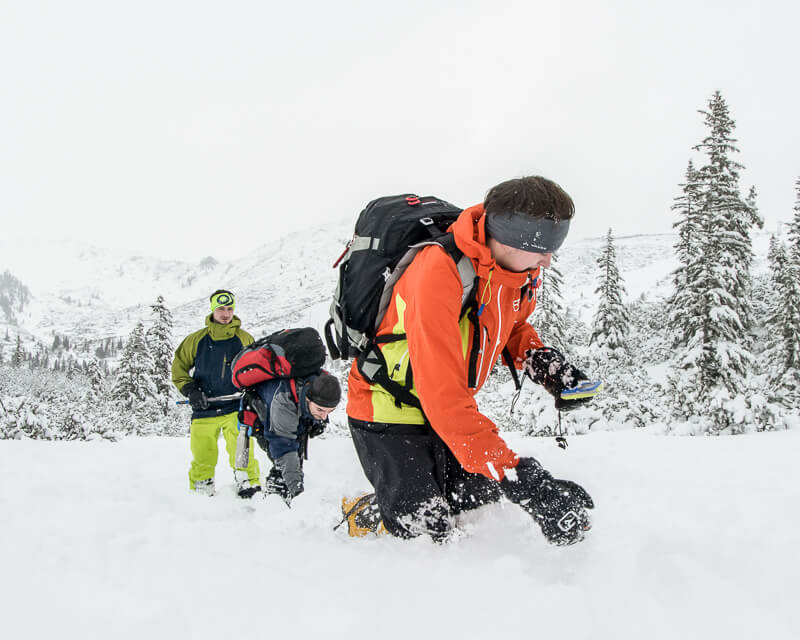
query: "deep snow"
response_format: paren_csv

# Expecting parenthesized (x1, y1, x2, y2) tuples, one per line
(1, 429, 797, 640)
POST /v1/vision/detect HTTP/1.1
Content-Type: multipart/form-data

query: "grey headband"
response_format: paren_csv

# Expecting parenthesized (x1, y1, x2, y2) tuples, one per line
(485, 211, 571, 253)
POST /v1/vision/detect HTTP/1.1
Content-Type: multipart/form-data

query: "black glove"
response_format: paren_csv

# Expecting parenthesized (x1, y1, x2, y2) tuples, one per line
(182, 382, 209, 411)
(264, 466, 291, 499)
(307, 418, 327, 439)
(524, 347, 593, 412)
(501, 457, 594, 545)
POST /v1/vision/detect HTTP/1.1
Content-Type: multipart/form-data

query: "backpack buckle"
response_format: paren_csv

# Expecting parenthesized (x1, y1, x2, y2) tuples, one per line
(419, 217, 434, 226)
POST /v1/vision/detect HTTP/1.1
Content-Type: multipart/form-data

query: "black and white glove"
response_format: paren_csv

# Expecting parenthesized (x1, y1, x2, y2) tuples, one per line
(523, 347, 594, 412)
(501, 457, 594, 545)
(264, 464, 304, 501)
(182, 382, 209, 411)
(264, 466, 290, 498)
(307, 419, 327, 439)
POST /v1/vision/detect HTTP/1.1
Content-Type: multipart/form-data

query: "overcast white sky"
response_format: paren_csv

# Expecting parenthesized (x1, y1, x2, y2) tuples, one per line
(1, 0, 798, 262)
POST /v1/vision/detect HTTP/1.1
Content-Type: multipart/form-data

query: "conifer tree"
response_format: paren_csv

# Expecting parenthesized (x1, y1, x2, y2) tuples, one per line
(688, 92, 759, 394)
(12, 336, 24, 368)
(668, 160, 704, 349)
(533, 253, 567, 350)
(766, 178, 800, 407)
(145, 296, 175, 414)
(111, 323, 158, 412)
(87, 357, 105, 396)
(667, 92, 763, 430)
(590, 229, 629, 353)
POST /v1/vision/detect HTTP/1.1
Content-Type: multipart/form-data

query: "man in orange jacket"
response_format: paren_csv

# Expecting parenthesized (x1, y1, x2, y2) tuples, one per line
(343, 176, 600, 544)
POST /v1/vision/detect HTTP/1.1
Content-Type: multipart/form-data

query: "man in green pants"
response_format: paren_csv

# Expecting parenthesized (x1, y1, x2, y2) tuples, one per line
(172, 289, 261, 497)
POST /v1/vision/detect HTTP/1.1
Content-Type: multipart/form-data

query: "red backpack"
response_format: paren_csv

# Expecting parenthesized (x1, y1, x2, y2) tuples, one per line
(231, 327, 327, 433)
(231, 327, 326, 390)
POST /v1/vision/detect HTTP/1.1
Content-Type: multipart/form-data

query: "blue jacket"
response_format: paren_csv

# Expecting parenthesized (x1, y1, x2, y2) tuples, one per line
(171, 315, 254, 419)
(253, 377, 325, 461)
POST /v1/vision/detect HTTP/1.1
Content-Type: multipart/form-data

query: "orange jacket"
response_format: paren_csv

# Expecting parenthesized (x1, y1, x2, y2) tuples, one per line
(346, 204, 545, 480)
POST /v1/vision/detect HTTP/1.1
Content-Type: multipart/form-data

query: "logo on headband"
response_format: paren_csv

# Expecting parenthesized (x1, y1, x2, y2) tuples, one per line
(210, 291, 236, 312)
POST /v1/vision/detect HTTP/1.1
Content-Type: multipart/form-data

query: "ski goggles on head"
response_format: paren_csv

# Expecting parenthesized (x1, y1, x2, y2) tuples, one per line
(485, 211, 571, 253)
(210, 291, 235, 312)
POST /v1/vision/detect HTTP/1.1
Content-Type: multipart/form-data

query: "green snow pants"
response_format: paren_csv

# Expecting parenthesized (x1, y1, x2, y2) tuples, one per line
(188, 412, 260, 489)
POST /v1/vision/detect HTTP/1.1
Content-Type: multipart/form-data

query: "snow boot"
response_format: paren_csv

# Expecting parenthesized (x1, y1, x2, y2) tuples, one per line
(193, 478, 216, 496)
(337, 493, 387, 537)
(237, 480, 262, 499)
(235, 470, 262, 499)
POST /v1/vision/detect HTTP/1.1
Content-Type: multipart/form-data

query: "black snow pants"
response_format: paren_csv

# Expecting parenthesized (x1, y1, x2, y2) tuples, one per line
(349, 417, 501, 542)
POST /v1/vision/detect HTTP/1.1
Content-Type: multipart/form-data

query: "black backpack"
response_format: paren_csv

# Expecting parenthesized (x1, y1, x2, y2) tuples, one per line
(232, 327, 326, 437)
(231, 327, 326, 391)
(324, 194, 519, 409)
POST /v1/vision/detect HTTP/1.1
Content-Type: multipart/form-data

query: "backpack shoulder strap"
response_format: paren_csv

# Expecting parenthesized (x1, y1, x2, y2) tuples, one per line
(289, 378, 300, 404)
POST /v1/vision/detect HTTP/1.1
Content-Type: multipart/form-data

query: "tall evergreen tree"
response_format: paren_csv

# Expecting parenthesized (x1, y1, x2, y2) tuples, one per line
(145, 295, 175, 414)
(86, 356, 105, 397)
(788, 176, 800, 253)
(688, 91, 759, 394)
(111, 323, 158, 412)
(590, 229, 629, 353)
(667, 92, 763, 431)
(668, 160, 704, 349)
(533, 253, 568, 350)
(765, 238, 800, 370)
(12, 336, 24, 368)
(765, 178, 800, 407)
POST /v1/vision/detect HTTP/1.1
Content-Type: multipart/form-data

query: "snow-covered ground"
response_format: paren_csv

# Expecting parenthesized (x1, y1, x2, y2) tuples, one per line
(2, 429, 797, 640)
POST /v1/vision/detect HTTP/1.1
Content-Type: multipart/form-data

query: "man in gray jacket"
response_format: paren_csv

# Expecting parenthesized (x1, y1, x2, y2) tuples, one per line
(237, 373, 341, 502)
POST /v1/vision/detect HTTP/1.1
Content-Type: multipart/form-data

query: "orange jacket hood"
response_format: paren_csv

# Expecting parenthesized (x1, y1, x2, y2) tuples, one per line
(450, 204, 542, 288)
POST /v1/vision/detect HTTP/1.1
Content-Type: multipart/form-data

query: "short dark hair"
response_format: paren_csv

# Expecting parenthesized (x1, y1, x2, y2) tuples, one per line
(485, 176, 574, 221)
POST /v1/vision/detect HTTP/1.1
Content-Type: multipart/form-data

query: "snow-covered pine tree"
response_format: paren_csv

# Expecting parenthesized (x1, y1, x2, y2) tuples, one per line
(590, 229, 629, 354)
(532, 252, 567, 350)
(12, 336, 24, 368)
(111, 323, 158, 422)
(766, 178, 800, 408)
(81, 356, 118, 440)
(145, 295, 174, 415)
(669, 91, 762, 431)
(668, 160, 704, 349)
(694, 91, 761, 388)
(87, 356, 104, 396)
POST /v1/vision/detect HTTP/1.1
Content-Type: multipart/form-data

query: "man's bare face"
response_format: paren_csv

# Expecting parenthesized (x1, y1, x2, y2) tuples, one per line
(487, 237, 552, 272)
(212, 305, 234, 325)
(307, 399, 335, 421)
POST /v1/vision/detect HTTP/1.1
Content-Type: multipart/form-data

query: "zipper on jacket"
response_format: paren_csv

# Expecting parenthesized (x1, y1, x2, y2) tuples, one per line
(466, 307, 481, 389)
(221, 354, 227, 379)
(478, 284, 505, 389)
(476, 326, 489, 386)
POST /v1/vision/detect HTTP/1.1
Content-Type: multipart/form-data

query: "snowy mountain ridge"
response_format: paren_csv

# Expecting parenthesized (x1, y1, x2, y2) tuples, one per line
(0, 224, 776, 349)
